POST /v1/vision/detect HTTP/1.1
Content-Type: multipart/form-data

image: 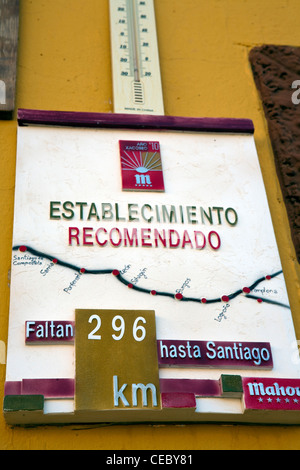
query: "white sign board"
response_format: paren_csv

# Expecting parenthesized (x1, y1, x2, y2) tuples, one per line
(4, 111, 300, 424)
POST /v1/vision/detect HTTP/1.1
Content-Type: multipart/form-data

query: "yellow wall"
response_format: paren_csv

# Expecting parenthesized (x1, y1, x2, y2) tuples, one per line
(1, 0, 300, 450)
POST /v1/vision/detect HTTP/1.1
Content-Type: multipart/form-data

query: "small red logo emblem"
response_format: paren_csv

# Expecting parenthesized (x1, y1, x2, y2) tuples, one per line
(119, 140, 165, 192)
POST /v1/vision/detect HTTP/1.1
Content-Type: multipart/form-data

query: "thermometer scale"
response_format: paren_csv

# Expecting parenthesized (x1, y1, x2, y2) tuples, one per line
(109, 0, 164, 115)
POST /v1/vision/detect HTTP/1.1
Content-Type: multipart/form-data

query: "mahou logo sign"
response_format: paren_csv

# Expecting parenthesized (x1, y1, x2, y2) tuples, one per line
(243, 377, 300, 410)
(119, 140, 165, 192)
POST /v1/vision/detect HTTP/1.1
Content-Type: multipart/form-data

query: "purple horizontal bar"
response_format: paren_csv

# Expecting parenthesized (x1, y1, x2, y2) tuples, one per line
(161, 392, 196, 409)
(17, 109, 254, 134)
(160, 378, 221, 397)
(5, 379, 75, 398)
(4, 381, 22, 396)
(22, 378, 74, 398)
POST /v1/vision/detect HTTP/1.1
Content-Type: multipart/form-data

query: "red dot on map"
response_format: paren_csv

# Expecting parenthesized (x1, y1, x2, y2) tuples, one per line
(175, 293, 183, 300)
(243, 287, 251, 294)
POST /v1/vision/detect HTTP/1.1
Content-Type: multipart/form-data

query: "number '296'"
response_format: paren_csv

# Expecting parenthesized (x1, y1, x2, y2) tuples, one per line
(88, 314, 146, 342)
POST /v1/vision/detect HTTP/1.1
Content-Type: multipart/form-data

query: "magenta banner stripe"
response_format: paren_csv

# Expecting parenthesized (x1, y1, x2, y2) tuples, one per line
(17, 109, 254, 134)
(4, 381, 22, 396)
(160, 378, 221, 397)
(4, 379, 75, 398)
(161, 393, 196, 409)
(22, 378, 74, 398)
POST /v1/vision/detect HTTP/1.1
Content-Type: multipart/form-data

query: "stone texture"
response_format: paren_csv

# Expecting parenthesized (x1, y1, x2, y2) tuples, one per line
(249, 45, 300, 263)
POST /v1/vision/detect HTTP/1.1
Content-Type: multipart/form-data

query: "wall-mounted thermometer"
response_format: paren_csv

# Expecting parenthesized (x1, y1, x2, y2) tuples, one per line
(109, 0, 164, 115)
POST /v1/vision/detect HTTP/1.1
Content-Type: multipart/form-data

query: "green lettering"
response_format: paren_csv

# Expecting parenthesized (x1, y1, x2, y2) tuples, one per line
(186, 206, 197, 224)
(128, 203, 139, 222)
(75, 202, 87, 220)
(200, 207, 213, 224)
(62, 201, 74, 219)
(88, 203, 100, 221)
(50, 201, 61, 219)
(102, 203, 113, 220)
(212, 207, 224, 224)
